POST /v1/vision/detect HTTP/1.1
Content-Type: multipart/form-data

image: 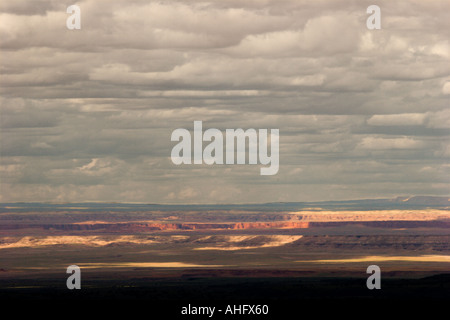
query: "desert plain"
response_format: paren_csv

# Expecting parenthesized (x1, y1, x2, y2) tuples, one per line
(0, 198, 449, 316)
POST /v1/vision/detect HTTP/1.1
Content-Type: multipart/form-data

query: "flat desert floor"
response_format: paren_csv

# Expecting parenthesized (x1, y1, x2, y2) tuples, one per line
(0, 206, 449, 316)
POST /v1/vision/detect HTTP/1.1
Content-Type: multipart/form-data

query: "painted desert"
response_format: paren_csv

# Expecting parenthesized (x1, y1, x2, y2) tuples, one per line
(1, 196, 449, 317)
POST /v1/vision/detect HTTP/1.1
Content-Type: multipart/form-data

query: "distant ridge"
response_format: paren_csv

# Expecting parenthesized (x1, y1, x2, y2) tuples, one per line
(1, 196, 448, 212)
(391, 196, 450, 206)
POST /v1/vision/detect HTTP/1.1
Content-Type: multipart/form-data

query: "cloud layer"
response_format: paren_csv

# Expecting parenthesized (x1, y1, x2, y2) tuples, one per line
(1, 0, 449, 203)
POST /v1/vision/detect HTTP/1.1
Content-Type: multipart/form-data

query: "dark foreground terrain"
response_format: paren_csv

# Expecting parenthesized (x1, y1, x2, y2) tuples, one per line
(1, 273, 449, 318)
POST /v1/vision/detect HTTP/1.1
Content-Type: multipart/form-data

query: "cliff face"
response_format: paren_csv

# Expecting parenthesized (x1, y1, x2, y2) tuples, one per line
(41, 221, 311, 231)
(1, 220, 448, 233)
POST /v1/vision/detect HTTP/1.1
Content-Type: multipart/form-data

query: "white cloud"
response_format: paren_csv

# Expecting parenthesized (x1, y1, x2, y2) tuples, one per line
(357, 137, 424, 150)
(442, 82, 450, 95)
(367, 114, 427, 126)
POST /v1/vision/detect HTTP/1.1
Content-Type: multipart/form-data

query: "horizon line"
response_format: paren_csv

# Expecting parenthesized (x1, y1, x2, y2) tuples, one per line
(1, 195, 448, 206)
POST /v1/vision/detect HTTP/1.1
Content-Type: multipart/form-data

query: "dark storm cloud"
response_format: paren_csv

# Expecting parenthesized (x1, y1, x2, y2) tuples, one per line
(0, 0, 449, 203)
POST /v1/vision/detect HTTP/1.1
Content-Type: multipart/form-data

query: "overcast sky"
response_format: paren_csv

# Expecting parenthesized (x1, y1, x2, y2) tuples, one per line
(0, 0, 449, 204)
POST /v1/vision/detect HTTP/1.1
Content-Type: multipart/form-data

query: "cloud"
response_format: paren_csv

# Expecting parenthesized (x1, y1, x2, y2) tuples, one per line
(443, 82, 450, 95)
(357, 137, 424, 150)
(427, 109, 450, 129)
(367, 114, 427, 126)
(0, 0, 449, 203)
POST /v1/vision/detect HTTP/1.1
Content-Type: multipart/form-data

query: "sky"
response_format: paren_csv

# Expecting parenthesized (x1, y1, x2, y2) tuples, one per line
(0, 0, 449, 204)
